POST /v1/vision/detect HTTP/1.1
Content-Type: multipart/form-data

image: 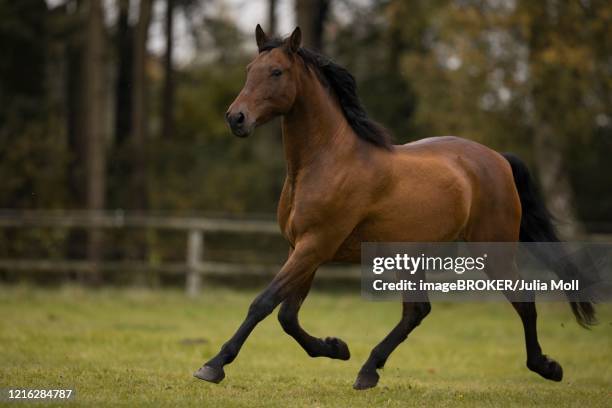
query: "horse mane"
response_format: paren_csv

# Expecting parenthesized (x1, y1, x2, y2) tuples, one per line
(259, 39, 393, 150)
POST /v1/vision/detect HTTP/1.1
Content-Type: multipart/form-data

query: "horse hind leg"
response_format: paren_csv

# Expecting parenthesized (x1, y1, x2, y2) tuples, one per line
(512, 300, 563, 381)
(353, 299, 431, 390)
(277, 273, 350, 360)
(482, 247, 563, 382)
(467, 204, 562, 381)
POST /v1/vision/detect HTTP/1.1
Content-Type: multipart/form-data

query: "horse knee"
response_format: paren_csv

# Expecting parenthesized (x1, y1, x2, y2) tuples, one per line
(410, 302, 431, 326)
(277, 304, 298, 333)
(247, 294, 276, 321)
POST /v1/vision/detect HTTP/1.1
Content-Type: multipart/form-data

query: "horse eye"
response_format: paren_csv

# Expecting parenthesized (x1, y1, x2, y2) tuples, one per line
(271, 69, 282, 77)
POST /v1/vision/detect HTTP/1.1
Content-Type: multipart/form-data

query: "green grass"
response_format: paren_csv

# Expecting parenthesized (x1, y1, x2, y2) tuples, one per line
(0, 285, 610, 407)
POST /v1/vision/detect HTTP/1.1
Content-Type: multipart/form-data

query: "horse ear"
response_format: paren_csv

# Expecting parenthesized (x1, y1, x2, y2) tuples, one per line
(255, 24, 268, 53)
(286, 27, 301, 53)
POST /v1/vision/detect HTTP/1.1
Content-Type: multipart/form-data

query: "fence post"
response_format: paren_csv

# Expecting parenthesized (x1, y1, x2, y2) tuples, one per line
(186, 229, 203, 297)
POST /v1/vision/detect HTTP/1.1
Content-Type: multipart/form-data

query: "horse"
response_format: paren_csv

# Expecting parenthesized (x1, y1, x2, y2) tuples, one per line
(194, 25, 596, 390)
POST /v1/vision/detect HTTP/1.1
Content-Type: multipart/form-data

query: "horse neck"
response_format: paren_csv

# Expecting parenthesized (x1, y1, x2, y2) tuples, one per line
(281, 71, 355, 179)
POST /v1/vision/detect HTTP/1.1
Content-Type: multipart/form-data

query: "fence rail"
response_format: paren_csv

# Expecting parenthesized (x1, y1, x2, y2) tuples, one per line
(0, 210, 320, 296)
(0, 210, 280, 233)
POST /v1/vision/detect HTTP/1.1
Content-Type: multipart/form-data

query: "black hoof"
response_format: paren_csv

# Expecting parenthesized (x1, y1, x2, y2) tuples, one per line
(324, 337, 351, 360)
(527, 355, 563, 382)
(353, 370, 379, 390)
(193, 365, 225, 384)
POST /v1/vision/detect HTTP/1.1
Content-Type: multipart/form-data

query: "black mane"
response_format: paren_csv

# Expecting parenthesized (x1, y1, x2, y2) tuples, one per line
(260, 39, 393, 149)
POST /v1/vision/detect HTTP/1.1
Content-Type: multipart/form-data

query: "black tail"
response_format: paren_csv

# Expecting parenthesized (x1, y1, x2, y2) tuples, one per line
(502, 153, 596, 328)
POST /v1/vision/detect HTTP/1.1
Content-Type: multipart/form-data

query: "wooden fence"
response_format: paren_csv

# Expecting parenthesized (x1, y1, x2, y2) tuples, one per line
(0, 210, 358, 296)
(2, 210, 608, 296)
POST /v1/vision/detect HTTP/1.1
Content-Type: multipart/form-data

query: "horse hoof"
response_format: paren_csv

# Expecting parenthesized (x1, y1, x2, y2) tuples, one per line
(324, 337, 351, 360)
(527, 355, 563, 382)
(193, 365, 225, 384)
(353, 370, 379, 390)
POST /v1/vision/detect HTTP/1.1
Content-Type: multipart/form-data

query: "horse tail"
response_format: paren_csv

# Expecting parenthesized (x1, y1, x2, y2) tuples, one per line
(502, 152, 597, 328)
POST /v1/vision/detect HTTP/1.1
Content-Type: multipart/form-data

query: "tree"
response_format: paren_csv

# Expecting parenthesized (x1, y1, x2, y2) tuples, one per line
(0, 0, 50, 207)
(268, 0, 277, 35)
(114, 0, 133, 146)
(518, 0, 600, 238)
(82, 0, 107, 283)
(331, 0, 418, 144)
(385, 0, 612, 236)
(161, 0, 175, 140)
(295, 0, 329, 51)
(131, 0, 153, 210)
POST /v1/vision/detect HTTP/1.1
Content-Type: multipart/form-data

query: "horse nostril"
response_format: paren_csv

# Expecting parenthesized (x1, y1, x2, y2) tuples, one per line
(225, 111, 231, 120)
(236, 112, 245, 125)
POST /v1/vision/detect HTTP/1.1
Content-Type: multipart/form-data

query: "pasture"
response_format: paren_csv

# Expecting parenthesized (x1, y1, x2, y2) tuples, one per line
(0, 285, 610, 407)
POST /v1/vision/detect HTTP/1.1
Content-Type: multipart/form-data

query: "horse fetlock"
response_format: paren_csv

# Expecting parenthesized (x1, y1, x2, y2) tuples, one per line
(375, 358, 387, 369)
(323, 336, 351, 360)
(527, 354, 563, 382)
(277, 307, 299, 332)
(412, 302, 432, 324)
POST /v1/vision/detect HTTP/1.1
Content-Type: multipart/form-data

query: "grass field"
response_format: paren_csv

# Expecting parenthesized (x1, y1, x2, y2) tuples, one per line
(0, 285, 610, 407)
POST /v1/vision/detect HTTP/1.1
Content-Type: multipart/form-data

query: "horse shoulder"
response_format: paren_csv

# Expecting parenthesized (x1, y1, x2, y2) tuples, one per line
(281, 160, 380, 256)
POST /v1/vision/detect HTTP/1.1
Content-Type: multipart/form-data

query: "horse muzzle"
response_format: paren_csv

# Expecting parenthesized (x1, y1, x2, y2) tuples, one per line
(225, 110, 253, 138)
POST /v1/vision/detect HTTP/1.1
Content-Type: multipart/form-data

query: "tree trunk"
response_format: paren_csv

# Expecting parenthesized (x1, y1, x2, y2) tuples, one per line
(268, 0, 278, 35)
(161, 0, 174, 139)
(115, 0, 133, 146)
(82, 0, 106, 284)
(387, 2, 403, 74)
(295, 0, 329, 51)
(131, 0, 152, 210)
(66, 27, 85, 210)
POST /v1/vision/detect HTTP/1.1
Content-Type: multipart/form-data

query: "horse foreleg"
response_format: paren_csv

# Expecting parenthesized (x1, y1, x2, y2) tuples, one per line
(278, 274, 350, 360)
(354, 300, 431, 390)
(193, 243, 320, 384)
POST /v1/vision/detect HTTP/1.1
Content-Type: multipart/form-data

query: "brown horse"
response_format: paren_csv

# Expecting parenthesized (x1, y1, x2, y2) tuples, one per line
(194, 25, 595, 389)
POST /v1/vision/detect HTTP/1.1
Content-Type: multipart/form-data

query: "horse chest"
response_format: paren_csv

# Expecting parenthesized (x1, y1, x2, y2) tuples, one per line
(277, 178, 337, 248)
